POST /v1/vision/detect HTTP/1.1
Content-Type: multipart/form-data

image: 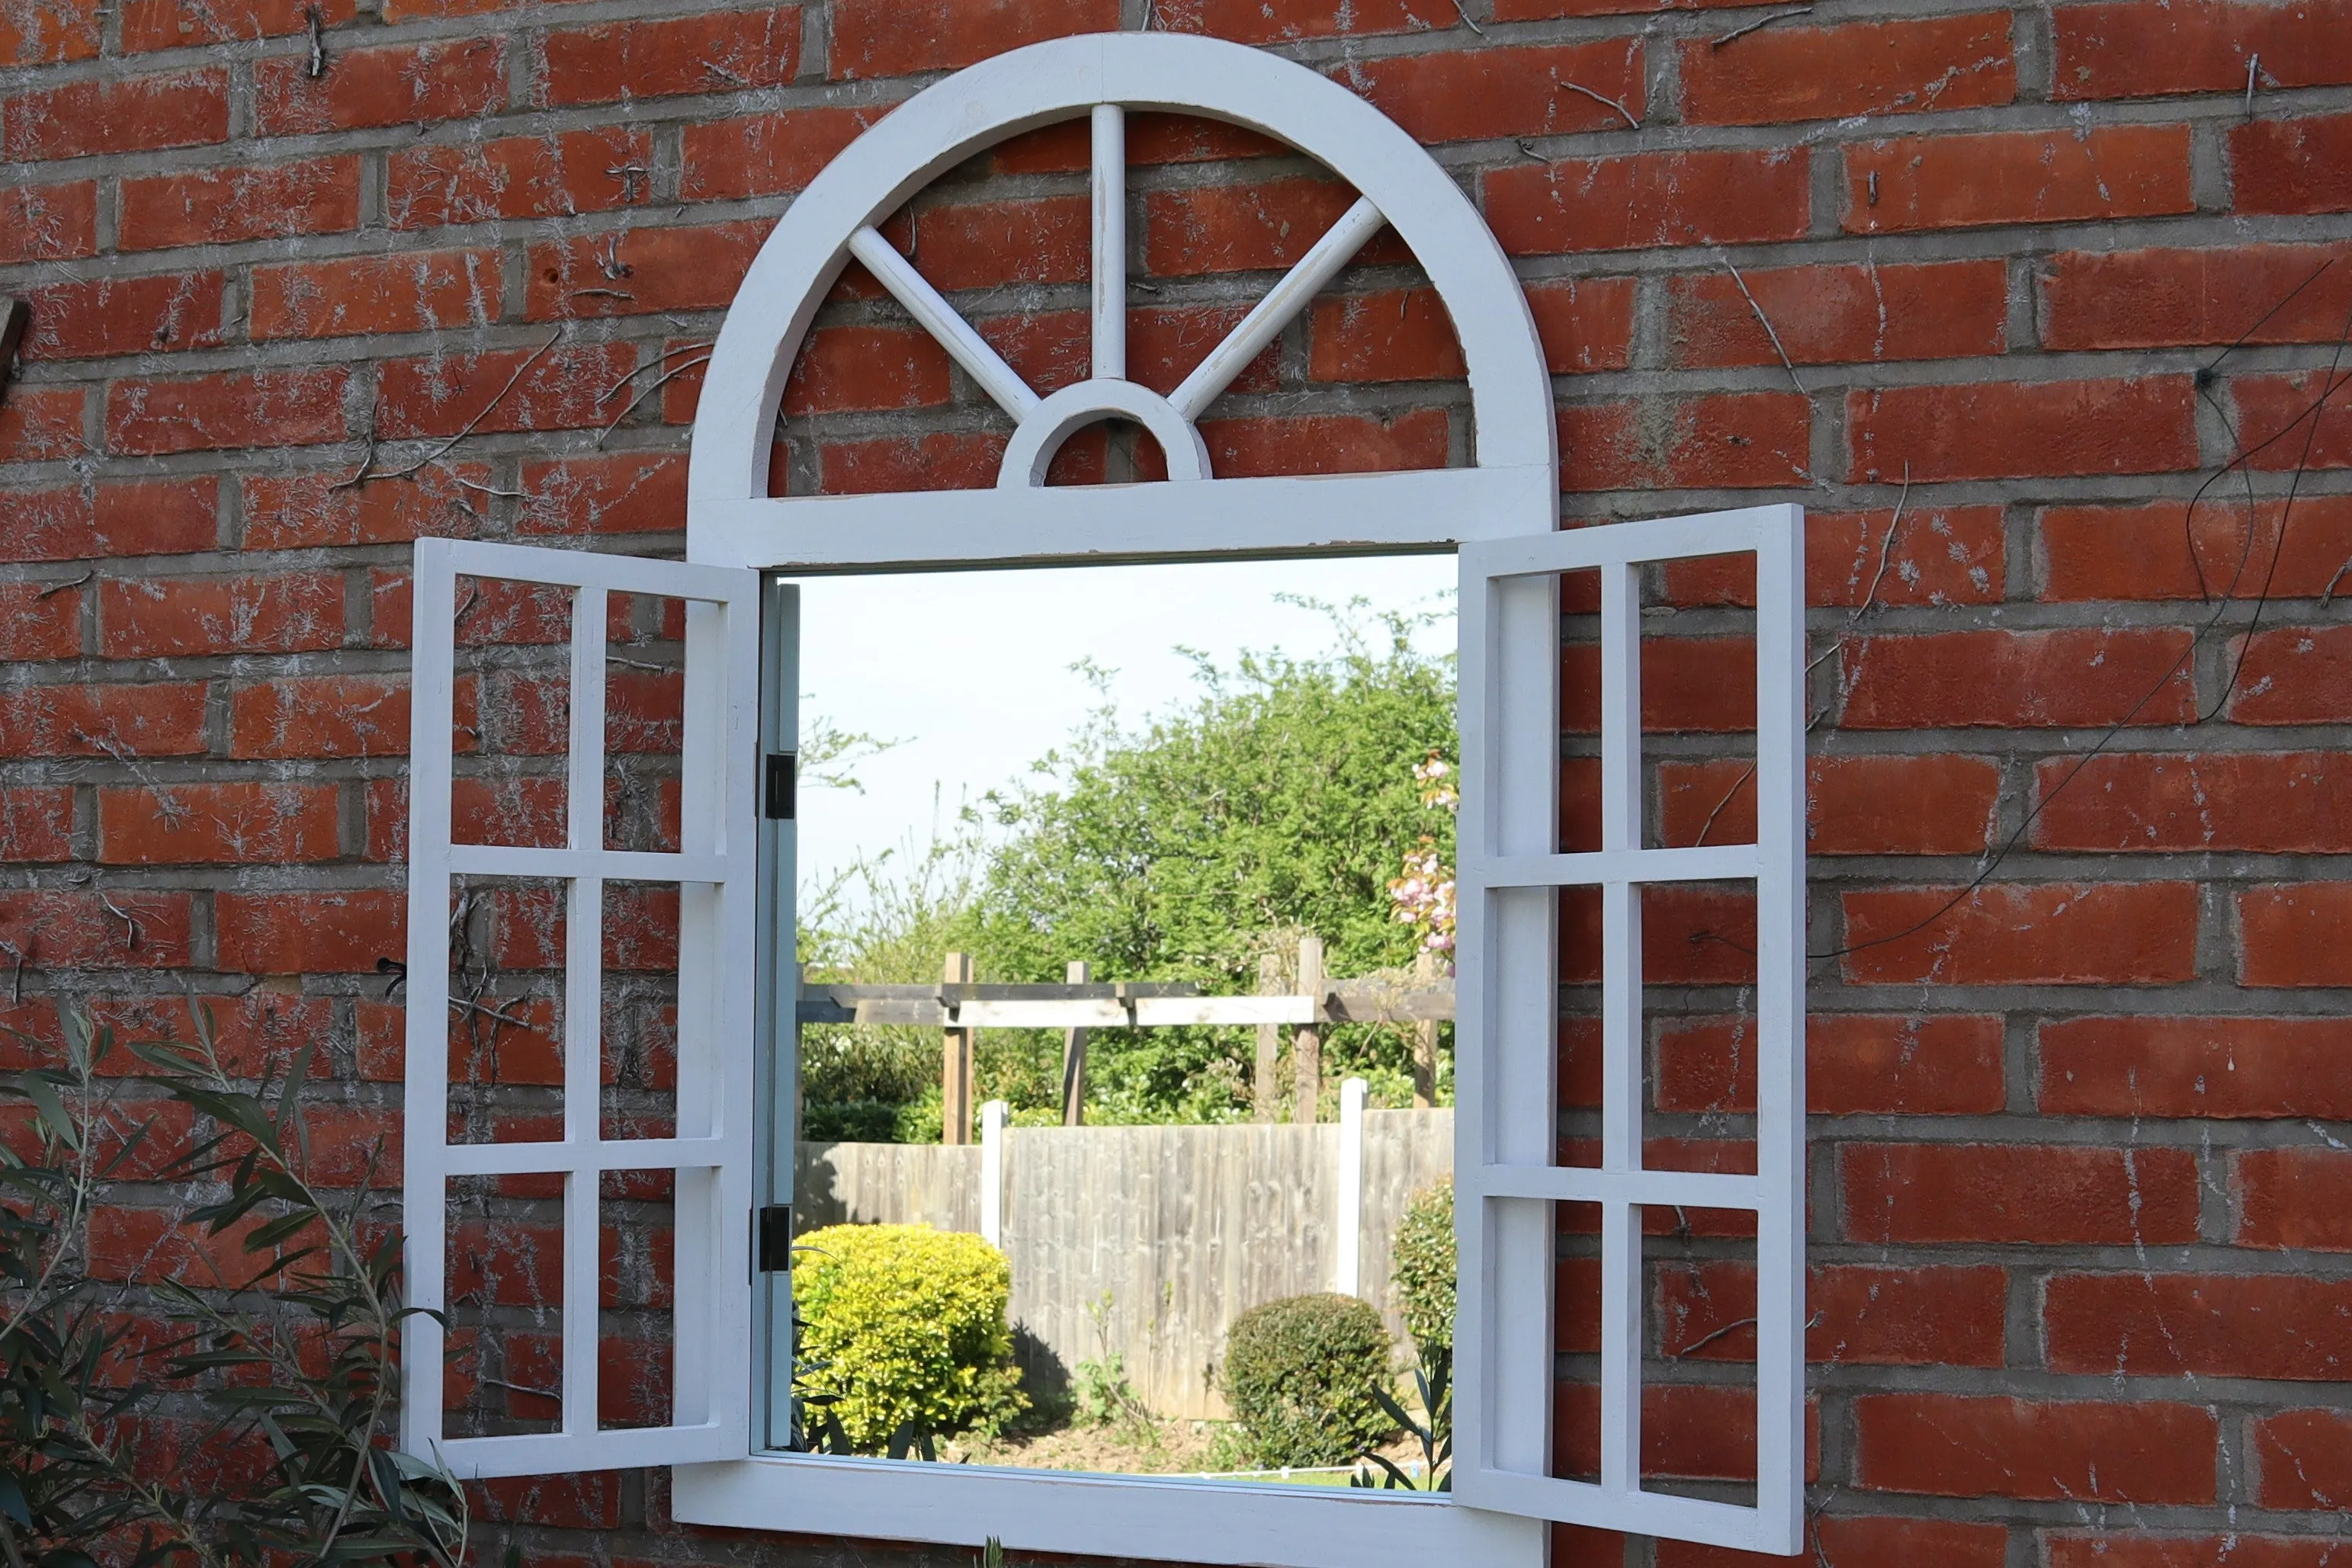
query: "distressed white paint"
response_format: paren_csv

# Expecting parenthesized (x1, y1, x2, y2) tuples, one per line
(979, 1100, 1008, 1248)
(1336, 1077, 1368, 1297)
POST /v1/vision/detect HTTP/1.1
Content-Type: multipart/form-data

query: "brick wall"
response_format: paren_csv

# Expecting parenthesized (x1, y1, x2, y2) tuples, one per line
(3, 0, 2350, 1563)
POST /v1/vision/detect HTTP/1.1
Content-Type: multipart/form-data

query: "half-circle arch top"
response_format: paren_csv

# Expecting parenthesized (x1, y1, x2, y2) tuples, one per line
(686, 31, 1557, 569)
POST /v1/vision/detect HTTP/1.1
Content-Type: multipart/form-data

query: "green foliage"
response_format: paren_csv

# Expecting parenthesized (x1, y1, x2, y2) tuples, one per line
(0, 1009, 466, 1568)
(1390, 1179, 1456, 1354)
(1351, 1342, 1451, 1493)
(792, 1223, 1028, 1452)
(1218, 1292, 1397, 1468)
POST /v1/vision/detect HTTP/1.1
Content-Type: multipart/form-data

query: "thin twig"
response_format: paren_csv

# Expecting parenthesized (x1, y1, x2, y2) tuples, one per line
(1671, 1316, 1757, 1358)
(595, 353, 712, 445)
(1723, 253, 1806, 394)
(2245, 53, 2260, 122)
(1713, 5, 1811, 48)
(333, 329, 564, 492)
(304, 3, 326, 78)
(98, 894, 139, 951)
(1555, 75, 1638, 131)
(1448, 0, 1485, 37)
(1693, 764, 1756, 848)
(37, 565, 92, 598)
(1853, 462, 1910, 620)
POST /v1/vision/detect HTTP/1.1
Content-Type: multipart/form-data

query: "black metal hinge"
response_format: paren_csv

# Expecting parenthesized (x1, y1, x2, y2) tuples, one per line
(756, 1204, 793, 1272)
(764, 752, 797, 820)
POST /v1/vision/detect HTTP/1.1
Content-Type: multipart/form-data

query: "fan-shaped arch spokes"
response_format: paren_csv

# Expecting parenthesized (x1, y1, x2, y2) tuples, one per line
(841, 101, 1390, 491)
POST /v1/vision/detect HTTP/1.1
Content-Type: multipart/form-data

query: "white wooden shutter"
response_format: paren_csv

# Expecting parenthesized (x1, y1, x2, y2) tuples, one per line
(1453, 505, 1805, 1554)
(400, 538, 759, 1478)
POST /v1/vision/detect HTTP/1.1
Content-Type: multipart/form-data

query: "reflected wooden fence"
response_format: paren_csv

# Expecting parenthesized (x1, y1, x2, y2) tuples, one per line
(794, 1100, 1452, 1420)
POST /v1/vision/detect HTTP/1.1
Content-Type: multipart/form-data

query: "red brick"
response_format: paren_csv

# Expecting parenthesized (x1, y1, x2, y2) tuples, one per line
(2233, 113, 2352, 215)
(230, 677, 415, 760)
(389, 128, 652, 229)
(2048, 1273, 2352, 1380)
(1562, 637, 1756, 733)
(1683, 12, 2014, 126)
(526, 221, 767, 319)
(1840, 881, 2201, 986)
(251, 250, 499, 342)
(2228, 626, 2352, 724)
(2241, 884, 2352, 987)
(468, 1472, 621, 1530)
(255, 37, 505, 135)
(775, 325, 954, 415)
(0, 388, 85, 463)
(0, 0, 102, 63)
(1486, 149, 1809, 255)
(19, 271, 227, 362)
(2055, 0, 2352, 100)
(1493, 0, 1760, 16)
(0, 891, 193, 969)
(1766, 1519, 2007, 1568)
(1661, 1262, 2006, 1366)
(1526, 277, 1637, 373)
(1849, 377, 2198, 483)
(1158, 0, 1451, 40)
(2233, 370, 2352, 471)
(241, 467, 482, 551)
(0, 479, 217, 563)
(1665, 752, 1994, 851)
(991, 113, 1284, 174)
(119, 156, 361, 252)
(1669, 260, 2007, 368)
(829, 0, 1113, 79)
(121, 0, 351, 50)
(2252, 1409, 2352, 1511)
(2036, 752, 2352, 853)
(2051, 1538, 2352, 1568)
(1560, 391, 1811, 490)
(98, 783, 340, 866)
(2045, 242, 2352, 352)
(0, 683, 207, 758)
(2240, 1148, 2352, 1251)
(1667, 504, 2005, 609)
(977, 305, 1278, 399)
(537, 9, 800, 107)
(0, 582, 76, 660)
(2042, 495, 2352, 601)
(374, 345, 637, 440)
(1559, 884, 1760, 986)
(99, 572, 345, 659)
(2042, 1015, 2352, 1119)
(216, 891, 405, 975)
(0, 787, 72, 862)
(1200, 409, 1449, 478)
(1844, 1141, 2199, 1246)
(1555, 1384, 1819, 1483)
(1337, 40, 1645, 143)
(1144, 179, 1397, 277)
(1309, 289, 1463, 383)
(2, 68, 226, 159)
(1658, 1012, 2006, 1115)
(1855, 1395, 2216, 1503)
(515, 454, 686, 537)
(820, 432, 1004, 495)
(107, 369, 348, 457)
(681, 106, 881, 202)
(0, 180, 94, 264)
(1848, 125, 2195, 233)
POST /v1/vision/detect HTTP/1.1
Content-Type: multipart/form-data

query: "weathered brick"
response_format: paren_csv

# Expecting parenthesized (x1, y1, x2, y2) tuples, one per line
(0, 179, 97, 262)
(18, 271, 228, 361)
(1143, 179, 1391, 277)
(120, 0, 351, 50)
(1336, 40, 1645, 143)
(98, 783, 341, 865)
(2036, 753, 2352, 854)
(1309, 289, 1465, 383)
(0, 583, 79, 659)
(106, 369, 348, 457)
(2228, 626, 2352, 725)
(2043, 242, 2352, 351)
(99, 572, 346, 659)
(819, 432, 1004, 495)
(0, 479, 217, 562)
(229, 676, 415, 759)
(0, 891, 193, 968)
(1840, 627, 2196, 729)
(0, 388, 85, 462)
(515, 454, 687, 537)
(241, 467, 483, 551)
(2054, 0, 2352, 100)
(1157, 0, 1451, 40)
(254, 37, 505, 135)
(680, 106, 881, 202)
(1847, 126, 2194, 233)
(829, 0, 1114, 79)
(120, 157, 361, 251)
(1199, 410, 1449, 478)
(1560, 391, 1811, 490)
(1848, 378, 2199, 483)
(2238, 884, 2352, 987)
(389, 128, 652, 229)
(1486, 149, 1809, 255)
(1661, 1262, 2007, 1366)
(1855, 1395, 2216, 1503)
(1668, 260, 2007, 367)
(0, 684, 207, 758)
(2049, 1537, 2351, 1568)
(251, 250, 499, 341)
(374, 345, 637, 440)
(0, 787, 72, 861)
(0, 0, 102, 63)
(2233, 370, 2352, 470)
(536, 9, 800, 107)
(1665, 504, 2004, 608)
(2239, 1148, 2352, 1252)
(2233, 113, 2352, 215)
(2041, 496, 2352, 601)
(1844, 1142, 2200, 1246)
(525, 221, 766, 319)
(1658, 753, 2001, 855)
(216, 891, 405, 975)
(1840, 881, 2201, 986)
(2048, 1273, 2352, 1381)
(1681, 12, 2014, 126)
(1657, 1012, 2007, 1116)
(2251, 1409, 2352, 1512)
(2, 67, 227, 159)
(977, 305, 1277, 398)
(2042, 1015, 2352, 1119)
(1526, 277, 1638, 372)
